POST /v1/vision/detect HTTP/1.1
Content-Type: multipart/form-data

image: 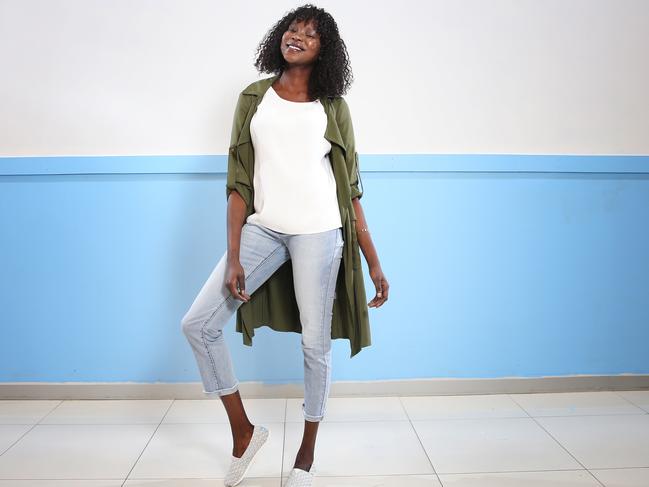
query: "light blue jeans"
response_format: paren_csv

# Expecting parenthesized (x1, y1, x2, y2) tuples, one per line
(181, 221, 344, 422)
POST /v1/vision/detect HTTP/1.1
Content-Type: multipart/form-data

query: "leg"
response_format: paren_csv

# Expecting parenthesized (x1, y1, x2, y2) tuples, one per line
(286, 226, 344, 471)
(181, 222, 290, 456)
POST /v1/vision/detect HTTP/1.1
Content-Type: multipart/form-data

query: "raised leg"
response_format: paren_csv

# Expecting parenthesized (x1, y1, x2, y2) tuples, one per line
(181, 222, 290, 455)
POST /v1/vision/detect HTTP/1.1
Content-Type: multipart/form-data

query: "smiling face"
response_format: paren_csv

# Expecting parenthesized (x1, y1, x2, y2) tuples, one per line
(280, 18, 321, 66)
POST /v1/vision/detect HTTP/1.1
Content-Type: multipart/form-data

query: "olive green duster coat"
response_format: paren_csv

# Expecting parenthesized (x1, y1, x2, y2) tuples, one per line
(225, 74, 371, 358)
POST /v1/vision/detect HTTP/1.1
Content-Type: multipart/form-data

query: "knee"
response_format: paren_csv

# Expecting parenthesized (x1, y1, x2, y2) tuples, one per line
(301, 333, 331, 354)
(180, 312, 198, 337)
(181, 309, 227, 340)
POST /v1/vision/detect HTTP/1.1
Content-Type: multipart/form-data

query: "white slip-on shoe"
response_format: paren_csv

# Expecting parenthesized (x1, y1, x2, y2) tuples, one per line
(284, 463, 317, 487)
(223, 424, 270, 487)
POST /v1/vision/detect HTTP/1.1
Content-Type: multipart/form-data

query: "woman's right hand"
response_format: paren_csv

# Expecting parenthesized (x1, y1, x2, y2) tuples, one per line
(225, 258, 251, 302)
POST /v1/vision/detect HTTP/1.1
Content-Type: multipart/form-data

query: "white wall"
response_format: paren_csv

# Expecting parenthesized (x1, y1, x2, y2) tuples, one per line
(1, 0, 647, 156)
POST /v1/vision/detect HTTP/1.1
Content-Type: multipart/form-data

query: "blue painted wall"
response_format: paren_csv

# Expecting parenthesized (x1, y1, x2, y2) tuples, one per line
(1, 155, 648, 384)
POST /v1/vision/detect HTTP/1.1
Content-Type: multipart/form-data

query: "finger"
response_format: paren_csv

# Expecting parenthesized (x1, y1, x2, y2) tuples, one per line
(229, 284, 243, 301)
(238, 274, 249, 300)
(381, 279, 389, 300)
(376, 280, 388, 307)
(238, 275, 251, 302)
(231, 285, 245, 301)
(371, 282, 382, 305)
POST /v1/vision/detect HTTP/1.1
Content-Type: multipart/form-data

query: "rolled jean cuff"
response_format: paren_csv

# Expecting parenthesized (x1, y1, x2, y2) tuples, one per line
(202, 380, 239, 397)
(302, 404, 324, 421)
(303, 412, 324, 422)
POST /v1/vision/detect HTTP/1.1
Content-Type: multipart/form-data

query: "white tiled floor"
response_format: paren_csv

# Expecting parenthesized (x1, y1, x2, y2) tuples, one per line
(0, 390, 648, 486)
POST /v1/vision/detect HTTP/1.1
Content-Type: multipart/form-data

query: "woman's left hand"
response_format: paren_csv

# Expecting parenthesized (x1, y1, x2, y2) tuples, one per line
(368, 264, 389, 308)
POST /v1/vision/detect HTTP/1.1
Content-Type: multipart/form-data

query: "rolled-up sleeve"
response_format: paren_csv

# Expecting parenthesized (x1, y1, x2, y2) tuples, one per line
(336, 98, 363, 200)
(225, 93, 252, 201)
(349, 151, 363, 200)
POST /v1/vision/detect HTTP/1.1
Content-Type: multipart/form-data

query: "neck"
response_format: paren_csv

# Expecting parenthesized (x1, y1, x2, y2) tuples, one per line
(277, 65, 313, 93)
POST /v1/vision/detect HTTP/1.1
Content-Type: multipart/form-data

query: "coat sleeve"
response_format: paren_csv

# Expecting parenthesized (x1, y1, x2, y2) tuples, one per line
(336, 97, 363, 200)
(225, 92, 253, 201)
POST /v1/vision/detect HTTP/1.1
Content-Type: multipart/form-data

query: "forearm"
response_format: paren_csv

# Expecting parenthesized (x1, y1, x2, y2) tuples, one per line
(352, 197, 381, 268)
(226, 190, 248, 262)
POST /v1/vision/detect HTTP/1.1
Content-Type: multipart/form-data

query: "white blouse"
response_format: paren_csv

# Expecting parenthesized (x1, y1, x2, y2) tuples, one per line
(246, 85, 342, 234)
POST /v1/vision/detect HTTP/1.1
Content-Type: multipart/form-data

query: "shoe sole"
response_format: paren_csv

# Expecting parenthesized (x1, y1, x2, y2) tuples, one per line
(227, 426, 270, 487)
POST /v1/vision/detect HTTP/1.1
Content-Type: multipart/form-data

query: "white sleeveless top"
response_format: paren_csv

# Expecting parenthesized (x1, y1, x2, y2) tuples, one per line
(246, 85, 342, 234)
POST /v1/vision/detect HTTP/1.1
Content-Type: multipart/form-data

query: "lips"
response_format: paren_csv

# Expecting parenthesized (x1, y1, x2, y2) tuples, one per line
(286, 43, 304, 52)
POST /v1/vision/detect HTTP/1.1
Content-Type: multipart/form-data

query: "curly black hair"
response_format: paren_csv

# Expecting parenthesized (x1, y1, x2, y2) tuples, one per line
(253, 3, 353, 99)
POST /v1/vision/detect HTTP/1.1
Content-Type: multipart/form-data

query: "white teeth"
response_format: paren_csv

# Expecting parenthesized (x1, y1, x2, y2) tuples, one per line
(288, 45, 302, 51)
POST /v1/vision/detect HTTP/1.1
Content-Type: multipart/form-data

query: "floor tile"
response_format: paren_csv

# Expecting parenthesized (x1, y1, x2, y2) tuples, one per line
(5, 394, 648, 485)
(438, 469, 600, 486)
(400, 394, 527, 420)
(125, 479, 279, 486)
(40, 400, 172, 424)
(0, 424, 156, 479)
(280, 474, 440, 486)
(282, 420, 434, 476)
(0, 401, 62, 425)
(615, 391, 649, 413)
(127, 422, 283, 479)
(509, 391, 647, 417)
(0, 424, 33, 454)
(164, 398, 285, 424)
(285, 396, 407, 422)
(0, 481, 122, 486)
(536, 414, 649, 469)
(590, 467, 649, 487)
(411, 417, 582, 474)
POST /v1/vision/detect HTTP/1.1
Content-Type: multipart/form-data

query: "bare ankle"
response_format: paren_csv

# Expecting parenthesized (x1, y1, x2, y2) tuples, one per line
(231, 424, 254, 457)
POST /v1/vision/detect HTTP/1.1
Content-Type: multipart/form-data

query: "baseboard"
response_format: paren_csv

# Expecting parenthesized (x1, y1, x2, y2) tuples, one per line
(1, 375, 648, 400)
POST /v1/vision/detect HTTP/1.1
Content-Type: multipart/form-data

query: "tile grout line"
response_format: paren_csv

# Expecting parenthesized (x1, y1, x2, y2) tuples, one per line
(507, 393, 607, 487)
(397, 395, 445, 486)
(0, 399, 65, 458)
(611, 390, 649, 414)
(280, 397, 287, 486)
(120, 398, 176, 487)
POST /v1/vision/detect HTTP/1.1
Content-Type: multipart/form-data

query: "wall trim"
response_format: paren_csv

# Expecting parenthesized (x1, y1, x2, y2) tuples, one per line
(1, 154, 648, 176)
(2, 375, 648, 400)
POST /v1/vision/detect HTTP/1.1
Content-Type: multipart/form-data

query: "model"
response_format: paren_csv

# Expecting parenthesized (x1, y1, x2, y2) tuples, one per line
(181, 4, 389, 486)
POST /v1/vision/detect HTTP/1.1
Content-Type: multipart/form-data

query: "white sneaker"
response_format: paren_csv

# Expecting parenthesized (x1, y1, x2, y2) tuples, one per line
(284, 463, 317, 487)
(223, 424, 270, 487)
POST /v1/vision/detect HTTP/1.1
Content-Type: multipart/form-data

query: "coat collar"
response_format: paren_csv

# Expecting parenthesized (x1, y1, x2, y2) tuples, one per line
(238, 74, 347, 152)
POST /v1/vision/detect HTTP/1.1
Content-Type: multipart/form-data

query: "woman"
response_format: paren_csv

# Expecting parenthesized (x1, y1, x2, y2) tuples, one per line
(181, 4, 389, 486)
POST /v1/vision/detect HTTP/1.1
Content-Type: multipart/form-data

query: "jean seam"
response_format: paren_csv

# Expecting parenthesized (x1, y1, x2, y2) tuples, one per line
(247, 242, 286, 282)
(199, 242, 286, 393)
(199, 294, 233, 391)
(314, 230, 341, 419)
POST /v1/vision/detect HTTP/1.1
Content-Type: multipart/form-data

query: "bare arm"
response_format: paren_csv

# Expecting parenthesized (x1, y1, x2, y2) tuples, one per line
(352, 196, 389, 308)
(352, 197, 379, 267)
